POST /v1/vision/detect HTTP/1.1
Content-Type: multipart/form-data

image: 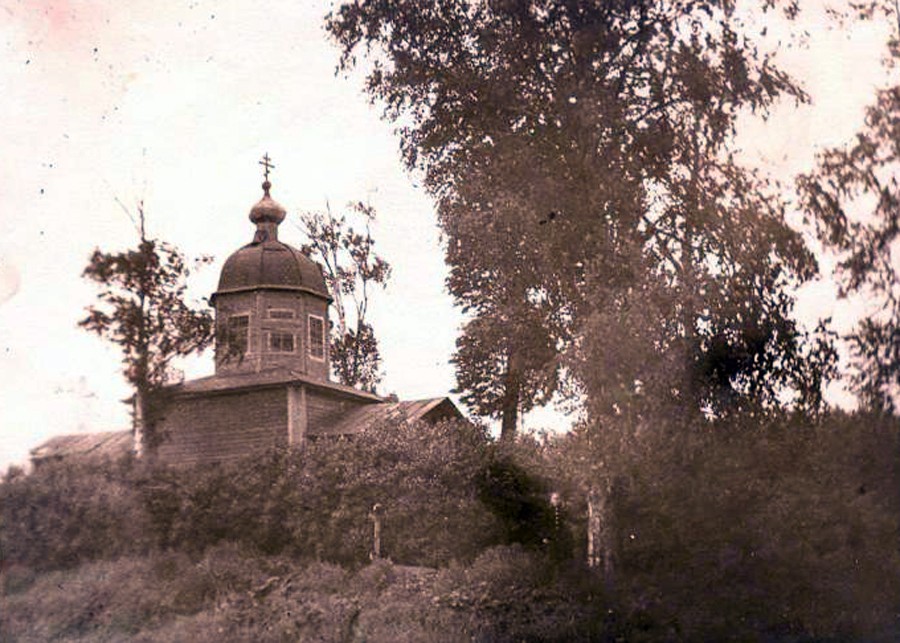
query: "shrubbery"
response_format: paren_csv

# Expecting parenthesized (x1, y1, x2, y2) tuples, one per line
(602, 412, 900, 641)
(2, 419, 509, 570)
(157, 418, 507, 566)
(2, 544, 318, 641)
(3, 412, 900, 640)
(1, 457, 153, 570)
(0, 544, 604, 642)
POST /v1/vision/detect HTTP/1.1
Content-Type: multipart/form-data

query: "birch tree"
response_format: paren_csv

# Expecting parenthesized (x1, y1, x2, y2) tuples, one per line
(296, 202, 391, 392)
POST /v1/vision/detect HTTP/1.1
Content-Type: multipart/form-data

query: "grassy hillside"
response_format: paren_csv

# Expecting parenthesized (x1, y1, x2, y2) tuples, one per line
(2, 545, 602, 642)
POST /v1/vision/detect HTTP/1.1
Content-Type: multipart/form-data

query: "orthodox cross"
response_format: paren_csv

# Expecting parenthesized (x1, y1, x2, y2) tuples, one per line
(259, 153, 275, 182)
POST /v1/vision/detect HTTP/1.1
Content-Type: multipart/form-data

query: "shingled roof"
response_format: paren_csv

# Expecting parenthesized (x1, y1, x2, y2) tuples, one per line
(310, 397, 463, 437)
(30, 430, 133, 466)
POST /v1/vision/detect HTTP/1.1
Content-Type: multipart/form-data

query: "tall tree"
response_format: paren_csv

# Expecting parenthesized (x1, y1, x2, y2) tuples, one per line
(445, 169, 567, 439)
(327, 0, 833, 427)
(453, 302, 560, 441)
(295, 202, 391, 392)
(80, 204, 214, 452)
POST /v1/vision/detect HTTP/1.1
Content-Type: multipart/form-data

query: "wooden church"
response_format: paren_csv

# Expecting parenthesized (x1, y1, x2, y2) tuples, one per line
(32, 167, 462, 467)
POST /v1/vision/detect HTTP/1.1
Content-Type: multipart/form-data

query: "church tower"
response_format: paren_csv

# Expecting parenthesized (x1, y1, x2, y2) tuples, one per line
(210, 156, 332, 380)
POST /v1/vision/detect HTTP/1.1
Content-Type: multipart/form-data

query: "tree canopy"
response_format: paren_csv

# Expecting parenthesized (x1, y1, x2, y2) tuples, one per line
(327, 0, 835, 431)
(79, 206, 214, 450)
(798, 73, 900, 411)
(295, 201, 391, 392)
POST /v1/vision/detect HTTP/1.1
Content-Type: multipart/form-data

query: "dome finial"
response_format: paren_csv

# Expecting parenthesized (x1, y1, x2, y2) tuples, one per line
(249, 154, 286, 239)
(259, 152, 275, 195)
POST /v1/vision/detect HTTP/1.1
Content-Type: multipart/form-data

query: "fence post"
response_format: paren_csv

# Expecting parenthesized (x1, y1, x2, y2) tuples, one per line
(369, 503, 383, 560)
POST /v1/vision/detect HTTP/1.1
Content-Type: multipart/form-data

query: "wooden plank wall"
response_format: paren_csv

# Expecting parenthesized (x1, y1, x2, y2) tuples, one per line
(156, 387, 288, 465)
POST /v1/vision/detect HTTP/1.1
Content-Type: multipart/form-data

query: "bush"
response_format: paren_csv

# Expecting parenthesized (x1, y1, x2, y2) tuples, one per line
(0, 543, 271, 642)
(10, 410, 896, 640)
(139, 418, 503, 566)
(431, 545, 606, 641)
(0, 458, 151, 570)
(477, 451, 574, 560)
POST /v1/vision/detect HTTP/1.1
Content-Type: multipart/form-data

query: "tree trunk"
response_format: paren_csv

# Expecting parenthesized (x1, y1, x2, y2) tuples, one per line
(500, 350, 520, 442)
(134, 383, 161, 462)
(586, 479, 616, 588)
(680, 127, 701, 415)
(133, 387, 153, 459)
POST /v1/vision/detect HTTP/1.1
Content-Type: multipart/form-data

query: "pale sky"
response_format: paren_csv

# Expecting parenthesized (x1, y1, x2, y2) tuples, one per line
(0, 1, 894, 472)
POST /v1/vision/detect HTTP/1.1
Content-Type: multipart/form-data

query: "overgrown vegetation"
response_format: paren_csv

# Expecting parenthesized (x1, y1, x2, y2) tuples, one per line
(3, 420, 499, 570)
(4, 414, 899, 641)
(608, 412, 900, 640)
(1, 544, 600, 642)
(327, 0, 839, 445)
(315, 7, 900, 640)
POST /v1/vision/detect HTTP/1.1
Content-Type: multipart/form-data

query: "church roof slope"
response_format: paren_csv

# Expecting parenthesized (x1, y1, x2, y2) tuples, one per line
(30, 430, 132, 465)
(311, 397, 464, 437)
(164, 368, 384, 402)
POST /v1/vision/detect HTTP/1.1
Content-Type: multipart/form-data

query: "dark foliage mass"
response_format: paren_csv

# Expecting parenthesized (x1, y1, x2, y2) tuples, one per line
(477, 454, 571, 560)
(608, 412, 900, 640)
(1, 420, 496, 569)
(4, 413, 899, 641)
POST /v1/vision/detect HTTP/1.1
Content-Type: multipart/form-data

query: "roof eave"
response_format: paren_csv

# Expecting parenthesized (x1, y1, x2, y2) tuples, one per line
(210, 284, 332, 304)
(161, 373, 384, 403)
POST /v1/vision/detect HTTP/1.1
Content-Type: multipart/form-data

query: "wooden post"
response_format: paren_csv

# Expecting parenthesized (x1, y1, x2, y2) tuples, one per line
(369, 503, 383, 560)
(287, 385, 308, 448)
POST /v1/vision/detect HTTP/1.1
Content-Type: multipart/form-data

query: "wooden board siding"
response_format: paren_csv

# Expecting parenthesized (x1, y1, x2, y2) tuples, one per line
(214, 291, 331, 380)
(303, 299, 330, 381)
(156, 388, 288, 465)
(30, 395, 463, 467)
(257, 290, 311, 375)
(215, 291, 259, 374)
(286, 385, 308, 447)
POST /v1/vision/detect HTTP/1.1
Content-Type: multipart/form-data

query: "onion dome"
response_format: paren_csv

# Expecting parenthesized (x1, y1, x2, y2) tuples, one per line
(211, 179, 331, 303)
(249, 180, 286, 226)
